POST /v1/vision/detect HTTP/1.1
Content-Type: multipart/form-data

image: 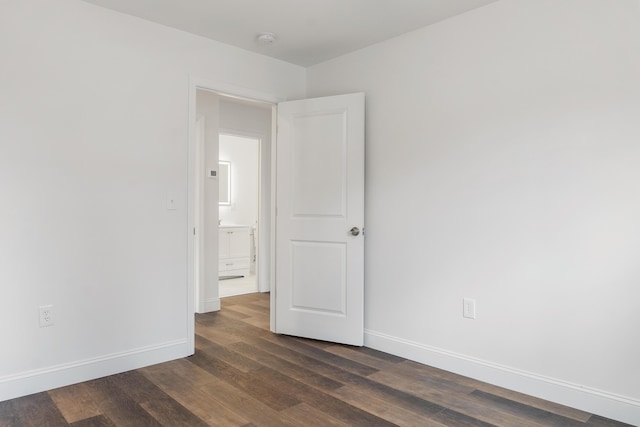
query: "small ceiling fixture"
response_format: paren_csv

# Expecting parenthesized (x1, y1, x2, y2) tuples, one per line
(256, 32, 277, 46)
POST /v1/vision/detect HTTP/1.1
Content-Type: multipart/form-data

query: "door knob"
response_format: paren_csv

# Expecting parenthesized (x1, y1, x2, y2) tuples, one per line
(349, 227, 361, 236)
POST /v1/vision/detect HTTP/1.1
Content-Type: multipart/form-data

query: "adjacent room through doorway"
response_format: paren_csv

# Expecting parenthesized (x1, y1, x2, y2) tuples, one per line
(194, 87, 274, 314)
(218, 133, 260, 297)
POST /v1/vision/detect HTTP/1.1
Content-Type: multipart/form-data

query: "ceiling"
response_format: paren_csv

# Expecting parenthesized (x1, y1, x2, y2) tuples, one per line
(81, 0, 498, 67)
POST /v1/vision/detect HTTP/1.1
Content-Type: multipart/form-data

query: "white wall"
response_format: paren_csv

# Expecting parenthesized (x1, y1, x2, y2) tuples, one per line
(0, 0, 304, 400)
(219, 134, 259, 227)
(308, 0, 640, 423)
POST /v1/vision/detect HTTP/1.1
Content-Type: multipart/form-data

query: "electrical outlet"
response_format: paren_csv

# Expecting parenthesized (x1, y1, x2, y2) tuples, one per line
(463, 298, 476, 319)
(39, 305, 54, 327)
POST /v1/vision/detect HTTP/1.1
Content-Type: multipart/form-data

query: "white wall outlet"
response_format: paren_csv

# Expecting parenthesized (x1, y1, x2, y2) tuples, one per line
(463, 298, 476, 319)
(39, 305, 54, 327)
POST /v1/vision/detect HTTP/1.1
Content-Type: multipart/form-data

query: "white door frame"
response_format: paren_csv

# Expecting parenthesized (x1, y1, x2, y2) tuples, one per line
(187, 76, 281, 351)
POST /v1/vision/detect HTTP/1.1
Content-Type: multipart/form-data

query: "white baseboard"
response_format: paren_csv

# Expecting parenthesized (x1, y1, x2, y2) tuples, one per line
(364, 329, 640, 426)
(203, 297, 220, 312)
(258, 280, 271, 293)
(0, 339, 189, 402)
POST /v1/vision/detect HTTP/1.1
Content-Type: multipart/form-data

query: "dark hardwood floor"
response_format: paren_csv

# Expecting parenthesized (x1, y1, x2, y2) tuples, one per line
(0, 293, 633, 426)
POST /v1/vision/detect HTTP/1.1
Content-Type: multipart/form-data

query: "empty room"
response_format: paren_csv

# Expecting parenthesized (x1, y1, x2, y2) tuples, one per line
(1, 0, 638, 425)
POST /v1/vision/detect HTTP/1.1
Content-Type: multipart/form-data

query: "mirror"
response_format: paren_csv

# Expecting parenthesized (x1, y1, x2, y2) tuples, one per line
(219, 161, 230, 205)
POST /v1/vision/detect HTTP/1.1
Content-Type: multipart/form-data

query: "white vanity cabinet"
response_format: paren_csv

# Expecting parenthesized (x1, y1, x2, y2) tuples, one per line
(219, 226, 251, 277)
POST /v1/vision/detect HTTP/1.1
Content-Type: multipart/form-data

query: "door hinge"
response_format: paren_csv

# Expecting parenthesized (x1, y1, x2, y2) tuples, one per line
(193, 227, 196, 235)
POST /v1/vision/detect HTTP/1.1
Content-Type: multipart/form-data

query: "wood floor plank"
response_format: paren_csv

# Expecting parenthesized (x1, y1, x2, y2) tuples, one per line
(228, 341, 344, 391)
(69, 415, 116, 427)
(140, 360, 251, 427)
(203, 311, 268, 341)
(279, 403, 350, 427)
(0, 400, 20, 427)
(249, 297, 270, 309)
(471, 381, 592, 423)
(198, 308, 249, 323)
(195, 376, 302, 427)
(82, 377, 161, 427)
(291, 336, 336, 349)
(10, 392, 68, 427)
(248, 366, 398, 427)
(49, 383, 103, 424)
(188, 349, 301, 411)
(195, 334, 264, 373)
(470, 390, 589, 427)
(432, 408, 498, 427)
(369, 369, 555, 427)
(268, 335, 380, 377)
(223, 304, 267, 319)
(139, 358, 215, 390)
(195, 322, 246, 346)
(399, 359, 489, 386)
(357, 346, 406, 363)
(222, 293, 264, 305)
(323, 344, 408, 370)
(109, 371, 209, 427)
(585, 415, 636, 427)
(226, 334, 365, 384)
(239, 315, 270, 331)
(330, 385, 450, 427)
(391, 359, 591, 423)
(242, 302, 269, 314)
(369, 368, 477, 399)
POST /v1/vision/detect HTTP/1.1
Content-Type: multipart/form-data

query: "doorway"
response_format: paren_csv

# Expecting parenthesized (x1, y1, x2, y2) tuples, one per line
(192, 84, 275, 315)
(189, 80, 365, 349)
(218, 132, 260, 297)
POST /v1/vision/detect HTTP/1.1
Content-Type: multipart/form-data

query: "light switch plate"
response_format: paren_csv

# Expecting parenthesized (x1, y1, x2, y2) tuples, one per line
(463, 298, 476, 319)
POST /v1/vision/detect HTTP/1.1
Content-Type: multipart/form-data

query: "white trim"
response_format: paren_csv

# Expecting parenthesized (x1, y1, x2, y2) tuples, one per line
(187, 78, 198, 347)
(204, 297, 221, 312)
(193, 114, 206, 314)
(190, 76, 284, 105)
(0, 340, 188, 402)
(188, 76, 280, 321)
(269, 106, 278, 332)
(364, 329, 640, 426)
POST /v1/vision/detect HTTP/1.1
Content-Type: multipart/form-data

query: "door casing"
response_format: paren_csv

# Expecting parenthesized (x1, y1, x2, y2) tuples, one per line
(187, 77, 281, 353)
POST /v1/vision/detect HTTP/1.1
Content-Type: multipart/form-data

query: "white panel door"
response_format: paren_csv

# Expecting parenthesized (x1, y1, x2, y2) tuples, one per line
(275, 93, 364, 346)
